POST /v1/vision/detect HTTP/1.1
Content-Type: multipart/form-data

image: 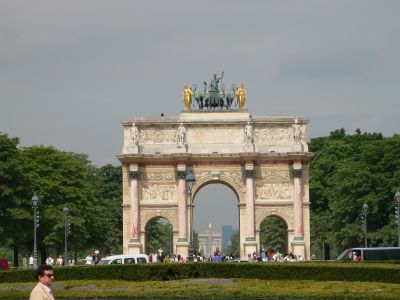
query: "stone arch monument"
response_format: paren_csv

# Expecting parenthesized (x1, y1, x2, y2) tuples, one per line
(117, 76, 312, 259)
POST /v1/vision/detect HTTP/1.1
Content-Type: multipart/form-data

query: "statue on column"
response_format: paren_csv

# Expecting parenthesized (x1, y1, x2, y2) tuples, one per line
(130, 124, 139, 147)
(292, 119, 301, 144)
(244, 121, 253, 144)
(177, 122, 186, 146)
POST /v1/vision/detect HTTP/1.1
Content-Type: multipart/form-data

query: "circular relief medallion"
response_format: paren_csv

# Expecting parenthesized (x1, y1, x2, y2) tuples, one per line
(153, 131, 163, 143)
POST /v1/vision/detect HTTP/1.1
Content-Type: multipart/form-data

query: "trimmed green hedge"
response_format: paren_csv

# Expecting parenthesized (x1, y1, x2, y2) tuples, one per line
(1, 262, 399, 284)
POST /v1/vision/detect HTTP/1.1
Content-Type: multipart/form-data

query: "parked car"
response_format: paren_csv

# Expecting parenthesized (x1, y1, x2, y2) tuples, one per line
(0, 258, 10, 270)
(99, 254, 148, 265)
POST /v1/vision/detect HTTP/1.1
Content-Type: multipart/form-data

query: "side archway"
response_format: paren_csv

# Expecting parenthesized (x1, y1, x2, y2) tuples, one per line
(144, 216, 173, 257)
(259, 215, 288, 254)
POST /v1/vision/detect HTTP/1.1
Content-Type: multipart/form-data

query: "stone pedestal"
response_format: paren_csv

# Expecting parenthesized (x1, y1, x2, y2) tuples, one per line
(242, 144, 255, 152)
(243, 238, 257, 259)
(176, 240, 189, 258)
(291, 238, 306, 259)
(131, 146, 139, 153)
(127, 240, 143, 254)
(292, 144, 303, 152)
(176, 145, 187, 153)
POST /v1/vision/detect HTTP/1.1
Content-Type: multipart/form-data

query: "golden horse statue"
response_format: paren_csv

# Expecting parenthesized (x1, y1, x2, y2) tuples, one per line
(182, 85, 193, 110)
(235, 84, 247, 108)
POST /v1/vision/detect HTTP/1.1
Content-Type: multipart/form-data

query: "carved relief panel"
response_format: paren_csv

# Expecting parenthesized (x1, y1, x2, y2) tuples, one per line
(255, 183, 293, 200)
(141, 184, 176, 201)
(255, 207, 293, 229)
(140, 168, 177, 202)
(255, 167, 292, 201)
(254, 127, 292, 145)
(189, 127, 243, 144)
(139, 127, 176, 144)
(192, 167, 246, 200)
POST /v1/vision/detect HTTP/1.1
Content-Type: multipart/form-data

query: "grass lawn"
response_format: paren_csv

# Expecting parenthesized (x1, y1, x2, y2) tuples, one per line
(1, 278, 400, 299)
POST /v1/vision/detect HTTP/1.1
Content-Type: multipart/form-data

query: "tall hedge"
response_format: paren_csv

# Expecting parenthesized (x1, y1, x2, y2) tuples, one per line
(1, 262, 399, 284)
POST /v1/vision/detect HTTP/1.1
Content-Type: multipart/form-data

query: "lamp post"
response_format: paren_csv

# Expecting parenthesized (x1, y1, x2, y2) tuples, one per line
(362, 203, 369, 248)
(185, 170, 196, 261)
(395, 190, 400, 247)
(63, 207, 69, 266)
(31, 193, 39, 268)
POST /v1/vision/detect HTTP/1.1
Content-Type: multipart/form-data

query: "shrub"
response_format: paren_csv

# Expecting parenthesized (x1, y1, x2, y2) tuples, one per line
(0, 262, 399, 283)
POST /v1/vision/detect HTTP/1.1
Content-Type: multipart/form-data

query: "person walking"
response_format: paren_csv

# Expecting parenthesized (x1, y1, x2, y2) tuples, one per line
(30, 264, 55, 300)
(29, 255, 34, 269)
(45, 256, 53, 266)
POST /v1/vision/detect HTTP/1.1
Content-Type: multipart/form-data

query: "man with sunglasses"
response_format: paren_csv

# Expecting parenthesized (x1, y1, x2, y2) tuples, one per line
(30, 264, 55, 300)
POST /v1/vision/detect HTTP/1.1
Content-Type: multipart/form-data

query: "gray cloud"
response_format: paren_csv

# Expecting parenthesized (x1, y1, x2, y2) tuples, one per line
(1, 0, 399, 231)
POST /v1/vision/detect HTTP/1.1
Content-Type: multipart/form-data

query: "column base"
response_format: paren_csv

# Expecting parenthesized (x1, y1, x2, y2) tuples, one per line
(127, 240, 143, 254)
(176, 145, 187, 153)
(175, 240, 189, 258)
(242, 239, 257, 260)
(291, 238, 306, 260)
(242, 144, 255, 152)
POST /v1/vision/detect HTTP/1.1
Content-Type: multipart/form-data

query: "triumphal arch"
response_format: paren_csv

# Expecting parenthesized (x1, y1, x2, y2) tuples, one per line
(118, 73, 312, 259)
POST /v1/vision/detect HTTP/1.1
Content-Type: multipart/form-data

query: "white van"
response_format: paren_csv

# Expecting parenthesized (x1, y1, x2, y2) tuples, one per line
(99, 254, 148, 265)
(337, 247, 400, 261)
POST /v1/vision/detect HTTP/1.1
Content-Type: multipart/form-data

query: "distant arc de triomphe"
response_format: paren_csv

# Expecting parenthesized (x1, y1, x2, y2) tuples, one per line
(118, 91, 312, 260)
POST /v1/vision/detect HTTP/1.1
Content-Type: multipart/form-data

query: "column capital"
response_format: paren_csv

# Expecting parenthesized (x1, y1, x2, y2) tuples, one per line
(245, 169, 256, 179)
(129, 170, 140, 180)
(292, 169, 302, 178)
(177, 170, 186, 180)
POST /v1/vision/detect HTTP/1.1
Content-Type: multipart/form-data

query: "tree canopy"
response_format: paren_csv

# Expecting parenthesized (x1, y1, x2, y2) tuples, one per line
(309, 129, 400, 257)
(0, 133, 122, 263)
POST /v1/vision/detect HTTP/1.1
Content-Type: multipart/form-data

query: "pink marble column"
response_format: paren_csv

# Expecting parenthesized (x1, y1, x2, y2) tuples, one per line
(245, 169, 255, 239)
(293, 167, 303, 237)
(129, 170, 140, 240)
(177, 171, 187, 240)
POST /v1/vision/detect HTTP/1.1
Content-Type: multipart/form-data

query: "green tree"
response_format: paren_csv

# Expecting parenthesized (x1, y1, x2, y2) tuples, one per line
(145, 218, 173, 256)
(18, 146, 97, 261)
(309, 130, 400, 258)
(88, 164, 122, 255)
(0, 133, 32, 267)
(259, 216, 287, 253)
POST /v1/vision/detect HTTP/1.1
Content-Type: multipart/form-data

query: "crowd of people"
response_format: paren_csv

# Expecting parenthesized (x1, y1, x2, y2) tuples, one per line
(145, 247, 305, 263)
(24, 247, 306, 270)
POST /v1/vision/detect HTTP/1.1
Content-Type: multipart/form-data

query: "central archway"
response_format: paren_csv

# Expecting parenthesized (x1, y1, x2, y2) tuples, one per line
(193, 183, 239, 257)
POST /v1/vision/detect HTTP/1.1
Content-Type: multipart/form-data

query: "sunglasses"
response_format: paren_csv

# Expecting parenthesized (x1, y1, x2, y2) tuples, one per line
(43, 273, 55, 278)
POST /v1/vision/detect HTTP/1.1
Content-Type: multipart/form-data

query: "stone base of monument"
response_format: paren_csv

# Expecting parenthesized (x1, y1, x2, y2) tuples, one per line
(122, 146, 139, 154)
(291, 238, 306, 259)
(175, 240, 189, 259)
(292, 144, 303, 152)
(176, 145, 187, 153)
(242, 144, 255, 152)
(127, 239, 142, 254)
(243, 238, 257, 259)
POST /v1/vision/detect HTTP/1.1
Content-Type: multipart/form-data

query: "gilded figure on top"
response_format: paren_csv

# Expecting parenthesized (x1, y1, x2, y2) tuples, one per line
(235, 84, 247, 108)
(182, 85, 193, 110)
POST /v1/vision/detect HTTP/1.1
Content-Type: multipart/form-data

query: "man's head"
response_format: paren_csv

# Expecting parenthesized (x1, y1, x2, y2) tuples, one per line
(35, 265, 55, 287)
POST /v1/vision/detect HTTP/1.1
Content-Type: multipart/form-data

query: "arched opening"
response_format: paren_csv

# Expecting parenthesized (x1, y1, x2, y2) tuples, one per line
(144, 217, 173, 257)
(259, 215, 288, 255)
(193, 183, 239, 258)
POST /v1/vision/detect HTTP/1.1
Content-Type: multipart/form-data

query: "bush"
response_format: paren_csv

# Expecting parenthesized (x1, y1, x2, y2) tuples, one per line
(1, 262, 399, 283)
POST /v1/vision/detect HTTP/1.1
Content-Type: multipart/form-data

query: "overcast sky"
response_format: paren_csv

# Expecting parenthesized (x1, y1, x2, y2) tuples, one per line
(1, 1, 399, 233)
